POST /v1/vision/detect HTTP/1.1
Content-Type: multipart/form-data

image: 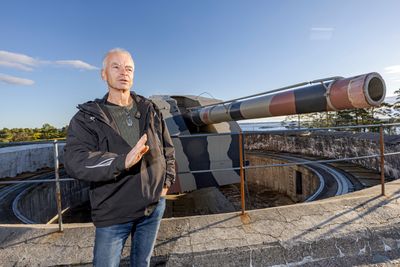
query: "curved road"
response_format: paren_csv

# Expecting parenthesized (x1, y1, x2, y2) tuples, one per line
(0, 172, 55, 223)
(248, 152, 355, 201)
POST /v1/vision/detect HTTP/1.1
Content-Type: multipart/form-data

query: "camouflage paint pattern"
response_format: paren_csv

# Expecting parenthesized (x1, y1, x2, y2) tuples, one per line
(189, 72, 386, 126)
(149, 72, 385, 193)
(150, 95, 240, 193)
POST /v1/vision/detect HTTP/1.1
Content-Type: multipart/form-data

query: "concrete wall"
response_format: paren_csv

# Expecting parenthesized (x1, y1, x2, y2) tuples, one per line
(0, 143, 65, 178)
(16, 180, 89, 223)
(3, 131, 399, 181)
(245, 131, 400, 179)
(245, 153, 319, 202)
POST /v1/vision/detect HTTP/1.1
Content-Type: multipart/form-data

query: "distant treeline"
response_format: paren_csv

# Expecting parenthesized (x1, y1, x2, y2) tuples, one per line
(0, 123, 68, 143)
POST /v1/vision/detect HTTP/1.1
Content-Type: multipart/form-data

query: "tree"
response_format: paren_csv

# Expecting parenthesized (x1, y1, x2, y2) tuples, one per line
(0, 128, 13, 142)
(12, 129, 30, 142)
(334, 110, 354, 126)
(374, 102, 396, 120)
(41, 123, 58, 139)
(61, 125, 69, 137)
(0, 123, 68, 143)
(393, 88, 400, 115)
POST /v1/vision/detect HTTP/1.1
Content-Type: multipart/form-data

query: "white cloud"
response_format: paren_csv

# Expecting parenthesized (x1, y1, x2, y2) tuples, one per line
(0, 50, 98, 71)
(0, 50, 39, 71)
(384, 65, 400, 74)
(0, 50, 38, 65)
(0, 60, 34, 71)
(0, 73, 34, 86)
(55, 60, 98, 70)
(310, 27, 334, 41)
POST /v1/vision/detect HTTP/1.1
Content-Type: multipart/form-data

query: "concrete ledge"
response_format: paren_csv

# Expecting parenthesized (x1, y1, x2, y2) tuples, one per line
(152, 225, 400, 266)
(0, 181, 399, 266)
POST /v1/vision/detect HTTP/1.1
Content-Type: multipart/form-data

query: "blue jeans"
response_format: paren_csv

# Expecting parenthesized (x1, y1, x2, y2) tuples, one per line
(93, 198, 166, 267)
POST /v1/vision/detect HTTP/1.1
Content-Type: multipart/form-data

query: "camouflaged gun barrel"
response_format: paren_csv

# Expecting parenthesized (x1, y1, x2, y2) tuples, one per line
(189, 72, 386, 126)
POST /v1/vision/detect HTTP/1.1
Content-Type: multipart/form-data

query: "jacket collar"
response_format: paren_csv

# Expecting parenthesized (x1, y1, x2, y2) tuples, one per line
(77, 91, 150, 134)
(98, 91, 143, 106)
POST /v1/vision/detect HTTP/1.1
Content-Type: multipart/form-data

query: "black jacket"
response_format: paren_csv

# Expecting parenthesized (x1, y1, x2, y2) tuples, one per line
(64, 92, 175, 227)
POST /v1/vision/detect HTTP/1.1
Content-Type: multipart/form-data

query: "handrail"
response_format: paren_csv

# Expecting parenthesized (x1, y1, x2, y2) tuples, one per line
(170, 122, 400, 138)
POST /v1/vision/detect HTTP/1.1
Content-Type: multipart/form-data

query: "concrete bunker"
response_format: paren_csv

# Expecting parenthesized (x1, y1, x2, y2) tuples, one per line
(11, 153, 321, 224)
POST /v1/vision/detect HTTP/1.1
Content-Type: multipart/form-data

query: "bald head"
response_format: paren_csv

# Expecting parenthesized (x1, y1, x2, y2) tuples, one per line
(101, 48, 135, 92)
(102, 48, 134, 69)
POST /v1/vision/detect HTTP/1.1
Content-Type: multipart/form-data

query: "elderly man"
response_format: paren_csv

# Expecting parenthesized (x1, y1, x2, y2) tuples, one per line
(64, 48, 175, 267)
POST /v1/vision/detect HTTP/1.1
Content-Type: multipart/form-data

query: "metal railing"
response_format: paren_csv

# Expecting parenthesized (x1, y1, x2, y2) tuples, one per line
(0, 123, 399, 232)
(171, 123, 400, 216)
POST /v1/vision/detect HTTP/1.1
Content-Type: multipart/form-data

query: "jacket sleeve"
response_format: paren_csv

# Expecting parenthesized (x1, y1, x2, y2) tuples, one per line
(160, 112, 176, 188)
(64, 114, 127, 182)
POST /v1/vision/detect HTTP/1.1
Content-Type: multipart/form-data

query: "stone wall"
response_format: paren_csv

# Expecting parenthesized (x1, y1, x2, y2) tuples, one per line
(244, 131, 400, 179)
(245, 153, 319, 202)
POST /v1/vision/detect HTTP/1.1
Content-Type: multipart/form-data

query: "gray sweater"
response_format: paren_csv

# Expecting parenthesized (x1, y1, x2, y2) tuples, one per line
(105, 101, 140, 147)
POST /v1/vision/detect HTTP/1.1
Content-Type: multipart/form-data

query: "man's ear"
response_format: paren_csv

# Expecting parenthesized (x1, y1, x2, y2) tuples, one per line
(101, 69, 106, 81)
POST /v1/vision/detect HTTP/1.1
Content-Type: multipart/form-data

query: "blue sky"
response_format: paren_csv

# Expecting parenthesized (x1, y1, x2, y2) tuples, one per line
(1, 0, 400, 128)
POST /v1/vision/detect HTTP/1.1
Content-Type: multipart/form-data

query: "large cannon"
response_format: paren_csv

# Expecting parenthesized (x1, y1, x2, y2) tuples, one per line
(150, 72, 386, 193)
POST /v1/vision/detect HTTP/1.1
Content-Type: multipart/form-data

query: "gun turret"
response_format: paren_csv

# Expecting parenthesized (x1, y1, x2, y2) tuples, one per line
(150, 72, 386, 193)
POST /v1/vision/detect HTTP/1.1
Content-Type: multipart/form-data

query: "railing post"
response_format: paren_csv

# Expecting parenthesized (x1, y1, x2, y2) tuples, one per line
(53, 140, 63, 232)
(379, 126, 385, 196)
(238, 130, 246, 215)
(297, 115, 301, 129)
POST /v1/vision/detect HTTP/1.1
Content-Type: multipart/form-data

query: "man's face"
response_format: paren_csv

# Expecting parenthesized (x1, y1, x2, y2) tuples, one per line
(102, 52, 134, 91)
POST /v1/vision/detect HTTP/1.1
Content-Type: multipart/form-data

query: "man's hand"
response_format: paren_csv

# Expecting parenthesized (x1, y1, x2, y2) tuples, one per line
(125, 134, 149, 169)
(161, 186, 169, 196)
